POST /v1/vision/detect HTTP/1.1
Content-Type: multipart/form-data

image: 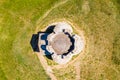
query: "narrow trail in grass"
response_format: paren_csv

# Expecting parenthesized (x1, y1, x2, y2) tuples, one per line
(74, 62, 80, 80)
(35, 0, 69, 32)
(36, 53, 57, 80)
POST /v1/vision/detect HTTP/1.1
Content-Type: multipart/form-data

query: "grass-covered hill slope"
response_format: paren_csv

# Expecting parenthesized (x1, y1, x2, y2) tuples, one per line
(0, 0, 120, 80)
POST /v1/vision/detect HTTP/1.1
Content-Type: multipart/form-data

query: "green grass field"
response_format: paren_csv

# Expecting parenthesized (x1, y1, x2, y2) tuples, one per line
(0, 0, 120, 80)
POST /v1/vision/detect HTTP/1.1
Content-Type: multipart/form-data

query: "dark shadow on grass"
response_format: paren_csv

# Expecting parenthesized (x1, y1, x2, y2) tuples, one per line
(45, 25, 55, 33)
(30, 33, 39, 52)
(30, 25, 55, 60)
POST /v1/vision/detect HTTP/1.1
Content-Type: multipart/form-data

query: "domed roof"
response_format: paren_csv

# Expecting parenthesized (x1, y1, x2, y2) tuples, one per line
(48, 33, 72, 55)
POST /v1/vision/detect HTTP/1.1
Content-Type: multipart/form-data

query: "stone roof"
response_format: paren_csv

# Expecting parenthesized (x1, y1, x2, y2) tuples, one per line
(50, 33, 72, 55)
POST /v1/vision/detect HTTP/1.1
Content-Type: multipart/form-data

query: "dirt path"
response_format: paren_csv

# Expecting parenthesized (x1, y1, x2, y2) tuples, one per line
(35, 0, 69, 32)
(74, 62, 80, 80)
(36, 53, 57, 80)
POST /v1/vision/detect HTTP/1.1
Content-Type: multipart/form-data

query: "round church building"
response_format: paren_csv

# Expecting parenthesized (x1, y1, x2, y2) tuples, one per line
(38, 22, 84, 64)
